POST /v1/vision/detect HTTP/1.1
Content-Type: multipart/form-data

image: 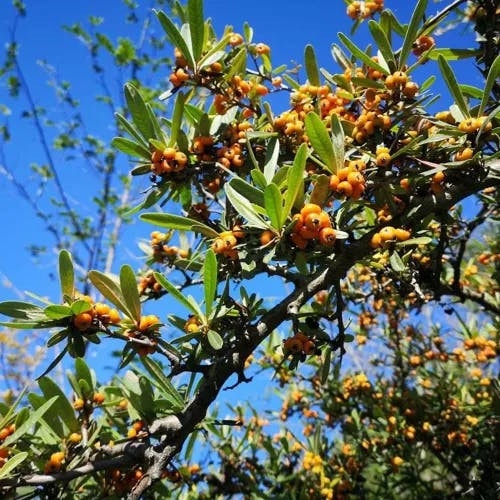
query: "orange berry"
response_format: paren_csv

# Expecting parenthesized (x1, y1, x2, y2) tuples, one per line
(432, 171, 445, 184)
(50, 451, 65, 466)
(69, 433, 82, 443)
(228, 33, 244, 46)
(376, 152, 391, 167)
(260, 230, 276, 246)
(255, 43, 270, 55)
(73, 312, 93, 331)
(347, 171, 364, 186)
(283, 337, 303, 354)
(138, 315, 160, 332)
(291, 232, 308, 249)
(329, 174, 340, 191)
(108, 309, 121, 324)
(336, 181, 353, 197)
(303, 340, 316, 355)
(73, 398, 84, 410)
(319, 227, 336, 246)
(370, 233, 382, 249)
(394, 228, 411, 241)
(93, 392, 105, 405)
(300, 203, 322, 217)
(455, 147, 473, 161)
(379, 226, 396, 241)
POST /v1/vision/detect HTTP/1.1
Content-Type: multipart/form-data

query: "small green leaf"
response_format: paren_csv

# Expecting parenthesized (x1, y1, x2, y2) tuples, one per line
(264, 183, 284, 230)
(305, 112, 335, 173)
(140, 213, 219, 238)
(438, 55, 470, 118)
(141, 357, 184, 409)
(70, 300, 92, 315)
(153, 272, 203, 320)
(156, 10, 195, 69)
(124, 83, 155, 141)
(44, 305, 72, 320)
(263, 137, 280, 184)
(283, 143, 307, 219)
(304, 44, 320, 86)
(58, 250, 74, 301)
(115, 112, 148, 147)
(389, 251, 406, 272)
(399, 0, 428, 69)
(0, 452, 28, 479)
(74, 358, 94, 394)
(230, 177, 265, 208)
(3, 396, 58, 447)
(38, 377, 79, 432)
(111, 137, 151, 159)
(225, 184, 270, 229)
(207, 329, 223, 350)
(395, 236, 432, 246)
(169, 91, 185, 147)
(330, 114, 345, 174)
(368, 20, 396, 71)
(88, 270, 133, 319)
(321, 347, 332, 384)
(188, 0, 204, 61)
(203, 249, 217, 316)
(479, 54, 500, 117)
(427, 48, 480, 61)
(0, 301, 44, 320)
(338, 33, 389, 76)
(120, 265, 141, 323)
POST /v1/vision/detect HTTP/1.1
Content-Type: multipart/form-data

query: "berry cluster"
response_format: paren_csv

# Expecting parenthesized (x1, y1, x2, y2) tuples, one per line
(370, 226, 411, 249)
(211, 229, 245, 259)
(150, 148, 188, 175)
(127, 315, 160, 356)
(291, 204, 336, 250)
(346, 0, 384, 20)
(44, 451, 65, 474)
(73, 297, 121, 332)
(283, 332, 316, 356)
(150, 231, 188, 263)
(184, 315, 201, 334)
(329, 160, 367, 200)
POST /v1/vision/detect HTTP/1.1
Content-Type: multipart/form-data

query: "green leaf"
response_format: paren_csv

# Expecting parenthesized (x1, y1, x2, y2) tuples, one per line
(124, 83, 155, 141)
(338, 33, 389, 76)
(44, 305, 72, 320)
(3, 396, 58, 447)
(0, 301, 44, 320)
(58, 250, 74, 301)
(263, 137, 280, 184)
(479, 54, 500, 117)
(230, 177, 265, 208)
(438, 55, 470, 118)
(156, 10, 195, 69)
(330, 114, 345, 174)
(207, 329, 223, 350)
(304, 44, 320, 86)
(115, 112, 148, 147)
(111, 137, 151, 160)
(88, 270, 133, 319)
(70, 300, 92, 315)
(395, 236, 432, 246)
(0, 452, 28, 479)
(140, 213, 219, 238)
(389, 251, 406, 272)
(203, 249, 217, 316)
(169, 91, 185, 147)
(225, 184, 270, 229)
(38, 377, 79, 432)
(188, 0, 204, 61)
(120, 265, 141, 323)
(141, 357, 184, 409)
(305, 112, 335, 174)
(153, 272, 203, 319)
(368, 20, 396, 71)
(283, 143, 307, 219)
(74, 358, 94, 395)
(399, 0, 428, 69)
(198, 33, 230, 69)
(427, 48, 480, 61)
(264, 183, 284, 230)
(321, 347, 332, 384)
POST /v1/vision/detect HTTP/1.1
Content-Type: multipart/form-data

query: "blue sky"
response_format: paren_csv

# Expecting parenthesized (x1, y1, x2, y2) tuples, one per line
(0, 0, 479, 395)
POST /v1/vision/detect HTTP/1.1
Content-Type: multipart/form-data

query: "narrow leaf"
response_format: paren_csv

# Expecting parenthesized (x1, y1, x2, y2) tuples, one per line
(283, 143, 307, 219)
(368, 20, 396, 71)
(88, 270, 133, 319)
(338, 33, 389, 75)
(399, 0, 428, 69)
(153, 272, 202, 318)
(169, 91, 185, 147)
(479, 54, 500, 116)
(263, 137, 280, 184)
(111, 137, 151, 160)
(225, 184, 270, 229)
(0, 452, 28, 479)
(188, 0, 204, 61)
(264, 183, 284, 230)
(140, 213, 218, 238)
(58, 250, 74, 301)
(38, 377, 79, 432)
(0, 301, 44, 320)
(118, 265, 141, 323)
(438, 55, 470, 118)
(156, 10, 195, 68)
(124, 83, 155, 141)
(203, 249, 217, 316)
(305, 112, 335, 173)
(330, 114, 345, 174)
(304, 44, 320, 86)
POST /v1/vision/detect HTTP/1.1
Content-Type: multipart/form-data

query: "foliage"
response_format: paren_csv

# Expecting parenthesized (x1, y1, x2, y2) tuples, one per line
(0, 0, 498, 498)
